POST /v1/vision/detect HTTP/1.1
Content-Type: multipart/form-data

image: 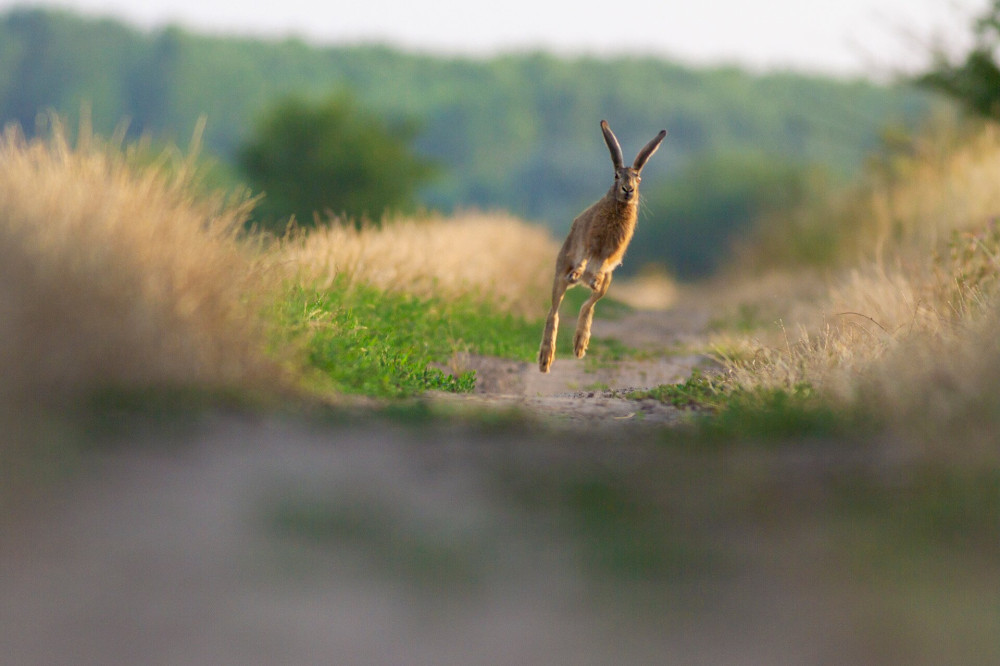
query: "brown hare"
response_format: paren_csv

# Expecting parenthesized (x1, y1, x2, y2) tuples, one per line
(538, 120, 666, 373)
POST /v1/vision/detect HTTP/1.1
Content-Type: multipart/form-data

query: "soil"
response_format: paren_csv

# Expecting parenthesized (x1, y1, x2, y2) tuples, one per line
(432, 301, 717, 427)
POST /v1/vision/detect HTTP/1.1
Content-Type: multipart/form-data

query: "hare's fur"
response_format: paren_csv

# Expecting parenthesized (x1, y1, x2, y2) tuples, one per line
(538, 120, 666, 373)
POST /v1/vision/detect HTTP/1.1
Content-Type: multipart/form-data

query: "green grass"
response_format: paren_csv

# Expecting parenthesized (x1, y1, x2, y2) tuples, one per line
(628, 370, 732, 410)
(633, 370, 864, 441)
(701, 385, 857, 441)
(268, 279, 642, 399)
(271, 281, 541, 398)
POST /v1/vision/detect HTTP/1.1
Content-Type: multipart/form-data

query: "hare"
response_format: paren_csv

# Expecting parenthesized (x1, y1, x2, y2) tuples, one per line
(538, 120, 666, 373)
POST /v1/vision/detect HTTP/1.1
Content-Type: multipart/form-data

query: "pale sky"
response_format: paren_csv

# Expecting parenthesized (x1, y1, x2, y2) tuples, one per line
(1, 0, 988, 76)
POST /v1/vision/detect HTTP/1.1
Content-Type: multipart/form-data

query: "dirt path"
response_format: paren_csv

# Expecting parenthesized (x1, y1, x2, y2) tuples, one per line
(434, 300, 716, 427)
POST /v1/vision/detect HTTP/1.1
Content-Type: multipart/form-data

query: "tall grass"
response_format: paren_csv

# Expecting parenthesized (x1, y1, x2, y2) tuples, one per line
(715, 117, 1000, 440)
(0, 118, 278, 410)
(279, 211, 559, 317)
(742, 117, 1000, 271)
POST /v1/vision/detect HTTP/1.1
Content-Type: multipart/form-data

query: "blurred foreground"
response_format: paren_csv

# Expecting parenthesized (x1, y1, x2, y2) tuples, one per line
(3, 414, 997, 665)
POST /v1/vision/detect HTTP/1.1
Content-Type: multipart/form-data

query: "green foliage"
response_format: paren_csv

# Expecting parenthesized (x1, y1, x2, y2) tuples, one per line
(702, 384, 852, 441)
(271, 282, 540, 398)
(629, 369, 732, 410)
(634, 371, 860, 440)
(639, 151, 815, 278)
(239, 93, 435, 228)
(918, 1, 1000, 119)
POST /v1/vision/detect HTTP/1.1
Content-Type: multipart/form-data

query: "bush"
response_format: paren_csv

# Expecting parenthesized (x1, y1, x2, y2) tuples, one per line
(238, 93, 435, 230)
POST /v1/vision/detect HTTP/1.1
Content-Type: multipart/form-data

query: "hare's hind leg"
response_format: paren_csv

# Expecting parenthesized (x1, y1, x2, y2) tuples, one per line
(539, 270, 572, 373)
(573, 271, 612, 358)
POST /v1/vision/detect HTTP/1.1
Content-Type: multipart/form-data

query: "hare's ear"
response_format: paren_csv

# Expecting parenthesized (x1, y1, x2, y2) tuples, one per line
(633, 130, 667, 171)
(601, 120, 624, 170)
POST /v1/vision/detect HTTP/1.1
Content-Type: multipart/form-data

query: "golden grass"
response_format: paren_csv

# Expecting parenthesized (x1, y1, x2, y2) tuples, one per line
(279, 211, 559, 317)
(859, 121, 1000, 255)
(612, 266, 679, 311)
(740, 116, 1000, 272)
(716, 118, 1000, 437)
(0, 118, 278, 409)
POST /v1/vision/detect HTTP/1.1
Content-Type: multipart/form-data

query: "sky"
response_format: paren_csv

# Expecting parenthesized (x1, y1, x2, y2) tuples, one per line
(0, 0, 989, 77)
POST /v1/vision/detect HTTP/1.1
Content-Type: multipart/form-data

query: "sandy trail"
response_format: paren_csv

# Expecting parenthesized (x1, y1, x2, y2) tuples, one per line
(435, 301, 715, 427)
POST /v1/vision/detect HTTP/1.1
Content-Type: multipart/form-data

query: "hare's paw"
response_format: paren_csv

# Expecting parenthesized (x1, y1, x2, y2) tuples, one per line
(539, 341, 556, 373)
(566, 260, 587, 284)
(573, 329, 590, 358)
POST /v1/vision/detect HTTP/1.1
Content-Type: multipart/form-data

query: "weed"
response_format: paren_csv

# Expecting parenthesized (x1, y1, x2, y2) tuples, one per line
(628, 370, 732, 410)
(581, 337, 649, 370)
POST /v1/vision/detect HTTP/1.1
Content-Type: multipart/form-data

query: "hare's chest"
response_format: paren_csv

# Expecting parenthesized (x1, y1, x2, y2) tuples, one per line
(587, 215, 637, 258)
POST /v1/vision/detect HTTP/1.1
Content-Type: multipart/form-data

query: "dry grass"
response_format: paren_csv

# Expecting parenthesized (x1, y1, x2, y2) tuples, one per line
(716, 118, 1000, 436)
(612, 266, 679, 311)
(279, 211, 559, 317)
(741, 116, 1000, 272)
(858, 121, 1000, 256)
(0, 118, 278, 409)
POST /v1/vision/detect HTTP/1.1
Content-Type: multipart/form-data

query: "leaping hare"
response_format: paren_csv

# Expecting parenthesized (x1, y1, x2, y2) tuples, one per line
(538, 120, 666, 373)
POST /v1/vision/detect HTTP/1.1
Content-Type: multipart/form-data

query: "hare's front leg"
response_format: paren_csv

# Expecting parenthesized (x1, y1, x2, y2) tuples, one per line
(539, 270, 572, 373)
(582, 257, 620, 290)
(573, 271, 612, 358)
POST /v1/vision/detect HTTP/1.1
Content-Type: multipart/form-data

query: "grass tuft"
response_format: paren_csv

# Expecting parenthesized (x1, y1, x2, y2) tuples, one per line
(0, 115, 280, 411)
